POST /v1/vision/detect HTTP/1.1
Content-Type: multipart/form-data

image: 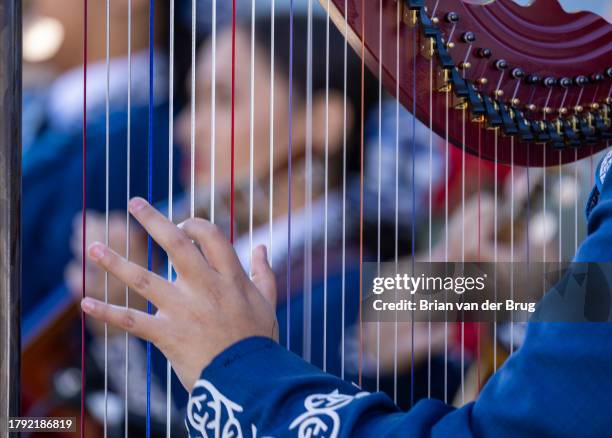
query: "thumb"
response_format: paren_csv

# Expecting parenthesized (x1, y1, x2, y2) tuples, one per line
(251, 245, 277, 308)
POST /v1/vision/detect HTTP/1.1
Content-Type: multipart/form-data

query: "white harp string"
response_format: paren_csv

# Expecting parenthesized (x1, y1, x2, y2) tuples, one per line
(575, 150, 579, 254)
(249, 0, 256, 277)
(211, 0, 217, 224)
(166, 0, 175, 435)
(124, 1, 132, 435)
(559, 153, 563, 264)
(323, 0, 330, 373)
(341, 0, 348, 381)
(303, 0, 313, 363)
(268, 0, 275, 265)
(543, 144, 547, 293)
(190, 0, 196, 219)
(104, 0, 110, 434)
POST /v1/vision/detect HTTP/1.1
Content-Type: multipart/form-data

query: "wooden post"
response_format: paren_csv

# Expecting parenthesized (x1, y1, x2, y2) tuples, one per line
(0, 0, 22, 432)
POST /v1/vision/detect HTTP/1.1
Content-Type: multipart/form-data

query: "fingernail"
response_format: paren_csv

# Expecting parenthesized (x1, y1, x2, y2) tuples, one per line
(129, 197, 147, 213)
(81, 298, 95, 313)
(88, 242, 105, 261)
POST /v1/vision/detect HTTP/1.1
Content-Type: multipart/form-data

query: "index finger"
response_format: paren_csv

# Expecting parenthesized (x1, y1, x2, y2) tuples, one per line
(128, 197, 211, 279)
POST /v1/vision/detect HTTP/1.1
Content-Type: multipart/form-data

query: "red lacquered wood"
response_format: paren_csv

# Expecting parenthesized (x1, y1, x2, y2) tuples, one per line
(326, 0, 612, 166)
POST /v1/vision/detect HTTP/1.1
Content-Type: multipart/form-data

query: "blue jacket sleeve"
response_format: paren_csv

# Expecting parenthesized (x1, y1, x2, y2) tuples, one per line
(185, 151, 612, 438)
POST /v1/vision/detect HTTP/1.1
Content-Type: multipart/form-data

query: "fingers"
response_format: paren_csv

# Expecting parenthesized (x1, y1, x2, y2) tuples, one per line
(179, 217, 242, 276)
(128, 198, 208, 278)
(81, 298, 157, 342)
(251, 245, 277, 308)
(88, 242, 171, 308)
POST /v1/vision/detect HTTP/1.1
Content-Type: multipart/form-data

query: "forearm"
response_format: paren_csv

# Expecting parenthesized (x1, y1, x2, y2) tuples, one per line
(186, 336, 456, 437)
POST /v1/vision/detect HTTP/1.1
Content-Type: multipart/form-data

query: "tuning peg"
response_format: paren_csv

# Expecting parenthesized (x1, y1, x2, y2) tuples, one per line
(526, 74, 541, 85)
(495, 59, 508, 71)
(543, 76, 557, 87)
(445, 11, 459, 23)
(575, 75, 589, 86)
(476, 48, 492, 58)
(510, 68, 525, 79)
(461, 32, 476, 43)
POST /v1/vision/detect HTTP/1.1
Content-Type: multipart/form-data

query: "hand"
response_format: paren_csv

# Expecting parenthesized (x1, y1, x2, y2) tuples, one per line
(80, 197, 279, 391)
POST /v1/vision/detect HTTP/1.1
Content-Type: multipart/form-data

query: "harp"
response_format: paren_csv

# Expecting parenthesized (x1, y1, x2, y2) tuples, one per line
(1, 0, 611, 436)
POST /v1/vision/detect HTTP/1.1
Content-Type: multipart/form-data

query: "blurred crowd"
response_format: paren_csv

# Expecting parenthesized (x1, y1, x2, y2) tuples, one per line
(21, 0, 594, 435)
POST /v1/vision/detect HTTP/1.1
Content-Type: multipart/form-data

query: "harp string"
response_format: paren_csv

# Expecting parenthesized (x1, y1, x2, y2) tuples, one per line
(287, 0, 293, 351)
(268, 0, 275, 265)
(358, 0, 365, 388)
(341, 0, 347, 378)
(510, 137, 515, 355)
(81, 0, 88, 435)
(427, 5, 436, 401)
(509, 77, 521, 358)
(211, 0, 217, 224)
(476, 124, 482, 392)
(543, 142, 547, 297)
(376, 0, 382, 393)
(104, 0, 110, 434)
(559, 153, 562, 264)
(146, 0, 155, 434)
(410, 17, 417, 408)
(166, 0, 175, 434)
(460, 45, 470, 406)
(393, 0, 400, 404)
(493, 128, 498, 372)
(303, 0, 313, 363)
(575, 150, 579, 254)
(444, 59, 450, 405)
(526, 147, 531, 264)
(249, 0, 256, 277)
(558, 90, 569, 265)
(190, 0, 196, 220)
(323, 0, 330, 373)
(231, 0, 236, 243)
(125, 1, 132, 435)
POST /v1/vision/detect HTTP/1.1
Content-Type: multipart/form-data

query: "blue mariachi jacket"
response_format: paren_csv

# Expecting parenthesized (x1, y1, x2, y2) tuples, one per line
(185, 150, 612, 438)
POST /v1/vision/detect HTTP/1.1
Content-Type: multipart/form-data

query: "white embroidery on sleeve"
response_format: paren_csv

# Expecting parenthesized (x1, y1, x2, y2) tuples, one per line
(600, 149, 612, 185)
(186, 379, 278, 438)
(289, 390, 369, 438)
(187, 379, 245, 438)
